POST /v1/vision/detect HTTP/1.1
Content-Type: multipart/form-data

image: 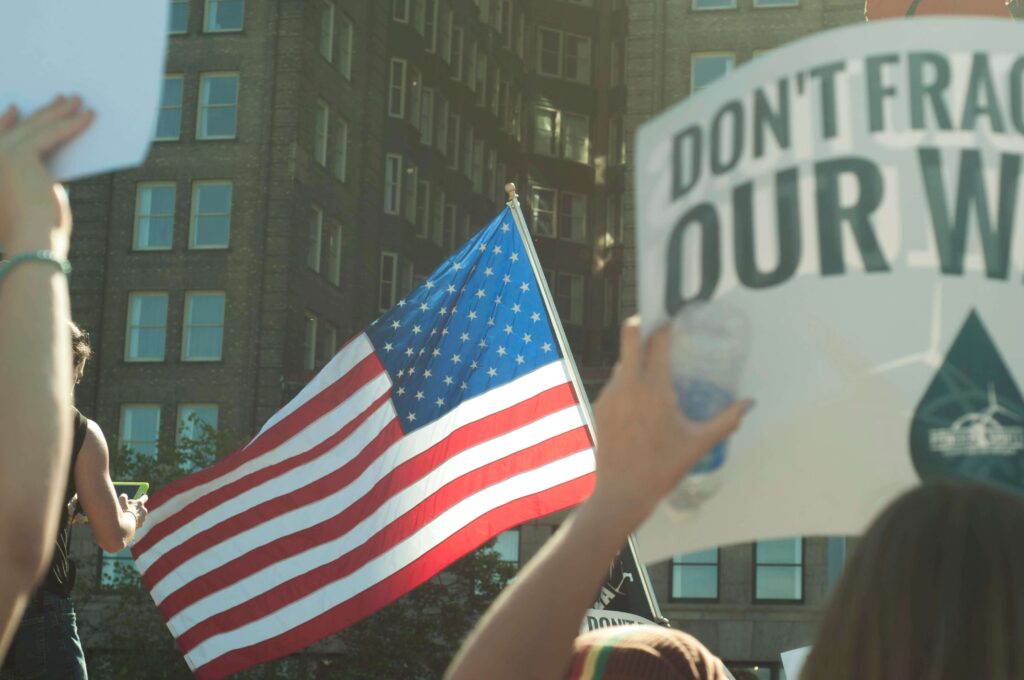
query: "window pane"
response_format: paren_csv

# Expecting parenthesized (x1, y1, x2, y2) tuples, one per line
(559, 193, 586, 241)
(333, 119, 348, 181)
(532, 188, 555, 237)
(693, 55, 733, 92)
(127, 294, 168, 360)
(191, 182, 232, 248)
(319, 1, 334, 61)
(565, 35, 590, 83)
(694, 0, 736, 8)
(170, 0, 189, 33)
(188, 294, 225, 325)
(538, 29, 561, 76)
(198, 74, 238, 138)
(184, 293, 225, 360)
(755, 0, 798, 5)
(672, 564, 718, 599)
(135, 185, 175, 249)
(756, 565, 802, 600)
(178, 405, 219, 442)
(156, 77, 183, 140)
(561, 114, 588, 163)
(493, 530, 519, 565)
(337, 15, 353, 78)
(756, 538, 802, 564)
(533, 109, 556, 156)
(102, 548, 140, 587)
(676, 548, 718, 565)
(206, 0, 244, 31)
(121, 405, 160, 457)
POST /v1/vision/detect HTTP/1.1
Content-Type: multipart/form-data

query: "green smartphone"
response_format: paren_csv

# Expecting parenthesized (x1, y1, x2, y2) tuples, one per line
(71, 482, 149, 522)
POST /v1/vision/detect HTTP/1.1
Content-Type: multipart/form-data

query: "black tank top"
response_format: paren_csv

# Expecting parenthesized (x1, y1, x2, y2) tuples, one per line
(40, 409, 88, 597)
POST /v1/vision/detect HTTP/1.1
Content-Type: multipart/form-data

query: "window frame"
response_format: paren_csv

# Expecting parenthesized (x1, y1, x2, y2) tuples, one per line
(752, 538, 806, 604)
(303, 312, 318, 371)
(308, 204, 323, 272)
(189, 180, 233, 250)
(537, 27, 563, 78)
(196, 71, 239, 140)
(133, 182, 176, 251)
(557, 191, 587, 243)
(176, 403, 220, 446)
(393, 0, 410, 22)
(379, 251, 399, 312)
(531, 186, 557, 238)
(124, 292, 169, 362)
(754, 0, 799, 7)
(563, 32, 591, 84)
(333, 116, 349, 182)
(204, 0, 245, 33)
(337, 13, 354, 79)
(119, 404, 162, 458)
(384, 154, 403, 215)
(691, 0, 737, 10)
(155, 74, 184, 142)
(314, 99, 329, 166)
(560, 112, 589, 164)
(670, 548, 721, 602)
(169, 0, 190, 35)
(388, 58, 407, 119)
(181, 291, 226, 362)
(326, 220, 343, 286)
(691, 52, 735, 94)
(319, 0, 335, 62)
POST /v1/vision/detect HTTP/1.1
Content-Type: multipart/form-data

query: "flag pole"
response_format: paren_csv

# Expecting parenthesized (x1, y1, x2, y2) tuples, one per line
(503, 183, 667, 625)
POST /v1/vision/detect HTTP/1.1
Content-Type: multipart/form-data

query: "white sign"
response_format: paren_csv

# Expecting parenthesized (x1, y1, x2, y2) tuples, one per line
(634, 18, 1024, 563)
(781, 647, 811, 679)
(579, 609, 656, 634)
(0, 1, 169, 181)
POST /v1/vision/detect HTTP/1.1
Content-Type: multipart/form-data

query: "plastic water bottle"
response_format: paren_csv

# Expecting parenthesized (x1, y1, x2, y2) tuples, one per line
(666, 302, 751, 515)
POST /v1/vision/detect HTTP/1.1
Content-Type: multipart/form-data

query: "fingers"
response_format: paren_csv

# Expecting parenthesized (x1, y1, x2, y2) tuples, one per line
(616, 316, 643, 376)
(6, 95, 92, 156)
(37, 107, 93, 157)
(0, 105, 18, 133)
(118, 493, 129, 508)
(690, 399, 754, 452)
(137, 494, 149, 508)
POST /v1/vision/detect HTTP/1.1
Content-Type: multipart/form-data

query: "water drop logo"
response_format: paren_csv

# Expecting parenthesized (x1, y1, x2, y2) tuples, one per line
(910, 311, 1024, 492)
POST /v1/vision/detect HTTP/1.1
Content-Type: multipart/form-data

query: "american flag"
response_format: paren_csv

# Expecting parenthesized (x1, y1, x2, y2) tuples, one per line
(131, 206, 597, 678)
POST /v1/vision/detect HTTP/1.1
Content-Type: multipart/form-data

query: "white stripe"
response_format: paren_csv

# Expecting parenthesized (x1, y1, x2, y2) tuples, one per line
(143, 398, 397, 593)
(135, 373, 392, 566)
(258, 335, 375, 436)
(159, 402, 587, 623)
(184, 449, 596, 670)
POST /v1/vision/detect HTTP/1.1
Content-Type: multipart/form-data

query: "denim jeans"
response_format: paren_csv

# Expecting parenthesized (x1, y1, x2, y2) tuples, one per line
(0, 591, 87, 680)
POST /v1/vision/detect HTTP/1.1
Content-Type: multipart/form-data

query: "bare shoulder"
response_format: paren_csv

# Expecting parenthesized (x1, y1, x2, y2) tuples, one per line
(80, 418, 110, 460)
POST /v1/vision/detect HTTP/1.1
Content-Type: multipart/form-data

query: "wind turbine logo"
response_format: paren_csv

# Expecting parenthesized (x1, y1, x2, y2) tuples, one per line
(871, 284, 943, 374)
(930, 383, 1024, 457)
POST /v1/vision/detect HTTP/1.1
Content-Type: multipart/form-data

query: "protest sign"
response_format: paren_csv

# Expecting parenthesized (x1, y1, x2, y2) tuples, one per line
(781, 647, 811, 679)
(580, 536, 663, 633)
(0, 1, 169, 181)
(634, 18, 1024, 563)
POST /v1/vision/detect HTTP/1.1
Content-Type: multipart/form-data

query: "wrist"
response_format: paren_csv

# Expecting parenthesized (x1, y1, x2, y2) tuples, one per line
(124, 506, 140, 531)
(3, 232, 69, 259)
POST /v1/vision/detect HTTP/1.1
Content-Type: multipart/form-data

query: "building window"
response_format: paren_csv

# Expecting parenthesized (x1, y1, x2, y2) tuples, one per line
(337, 14, 353, 78)
(531, 187, 556, 237)
(177, 404, 219, 445)
(558, 192, 587, 242)
(182, 292, 225, 361)
(408, 65, 422, 128)
(534, 107, 557, 156)
(125, 293, 168, 362)
(415, 180, 431, 238)
(101, 547, 139, 587)
(552, 272, 585, 325)
(537, 28, 562, 77)
(692, 53, 734, 94)
(155, 75, 184, 141)
(308, 205, 323, 272)
(607, 194, 622, 243)
(315, 99, 329, 166)
(384, 154, 402, 215)
(420, 87, 434, 146)
(120, 405, 161, 458)
(446, 114, 460, 168)
(493, 528, 520, 567)
(134, 183, 175, 251)
(754, 538, 803, 602)
(189, 181, 232, 249)
(693, 0, 736, 9)
(333, 117, 348, 182)
(564, 34, 591, 83)
(197, 73, 239, 140)
(393, 0, 410, 23)
(319, 0, 335, 62)
(561, 113, 589, 163)
(671, 549, 719, 600)
(388, 58, 407, 118)
(317, 320, 338, 368)
(424, 0, 438, 51)
(169, 0, 189, 34)
(609, 116, 625, 166)
(204, 0, 244, 32)
(303, 312, 317, 371)
(451, 26, 464, 81)
(326, 221, 342, 286)
(403, 161, 419, 223)
(379, 251, 398, 311)
(755, 0, 799, 6)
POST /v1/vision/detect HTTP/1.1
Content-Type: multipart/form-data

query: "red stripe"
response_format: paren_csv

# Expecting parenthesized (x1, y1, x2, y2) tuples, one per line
(146, 383, 577, 601)
(133, 391, 392, 562)
(192, 473, 595, 679)
(148, 350, 383, 514)
(175, 426, 592, 655)
(141, 415, 402, 591)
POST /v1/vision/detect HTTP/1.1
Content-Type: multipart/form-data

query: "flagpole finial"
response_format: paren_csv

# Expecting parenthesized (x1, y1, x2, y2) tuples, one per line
(504, 182, 517, 203)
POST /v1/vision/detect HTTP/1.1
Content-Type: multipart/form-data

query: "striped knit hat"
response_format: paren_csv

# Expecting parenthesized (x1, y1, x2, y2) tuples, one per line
(566, 626, 729, 680)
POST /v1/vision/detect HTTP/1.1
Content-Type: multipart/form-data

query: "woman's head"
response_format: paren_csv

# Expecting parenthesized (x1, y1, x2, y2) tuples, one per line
(70, 321, 91, 385)
(802, 481, 1024, 680)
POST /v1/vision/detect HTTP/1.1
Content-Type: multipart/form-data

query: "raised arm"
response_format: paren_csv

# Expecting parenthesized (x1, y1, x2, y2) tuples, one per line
(445, 318, 751, 680)
(0, 96, 93, 658)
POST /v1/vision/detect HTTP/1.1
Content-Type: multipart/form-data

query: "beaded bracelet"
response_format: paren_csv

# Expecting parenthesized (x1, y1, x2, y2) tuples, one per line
(0, 250, 72, 284)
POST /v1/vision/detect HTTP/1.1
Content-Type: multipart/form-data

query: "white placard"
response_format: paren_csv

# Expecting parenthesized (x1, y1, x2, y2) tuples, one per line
(634, 18, 1024, 563)
(0, 1, 169, 181)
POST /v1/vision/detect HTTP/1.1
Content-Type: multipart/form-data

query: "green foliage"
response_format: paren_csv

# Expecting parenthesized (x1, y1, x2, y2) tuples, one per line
(76, 422, 515, 679)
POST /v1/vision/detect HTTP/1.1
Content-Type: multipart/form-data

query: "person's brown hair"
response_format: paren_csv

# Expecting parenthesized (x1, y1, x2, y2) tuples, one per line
(802, 481, 1024, 680)
(70, 321, 91, 385)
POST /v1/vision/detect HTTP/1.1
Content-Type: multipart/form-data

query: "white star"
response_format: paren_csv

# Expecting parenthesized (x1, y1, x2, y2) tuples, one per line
(439, 307, 448, 316)
(479, 242, 487, 252)
(460, 332, 470, 342)
(419, 302, 429, 312)
(494, 295, 502, 305)
(423, 369, 433, 378)
(451, 305, 458, 315)
(398, 300, 407, 307)
(522, 333, 532, 344)
(452, 261, 464, 270)
(397, 386, 406, 395)
(504, 325, 514, 335)
(497, 346, 508, 357)
(470, 360, 479, 369)
(493, 245, 503, 254)
(443, 376, 454, 386)
(432, 348, 441, 357)
(531, 312, 541, 323)
(510, 252, 520, 262)
(484, 267, 494, 277)
(467, 311, 478, 320)
(441, 328, 450, 336)
(418, 348, 425, 355)
(516, 354, 525, 365)
(430, 328, 437, 336)
(520, 282, 530, 292)
(447, 284, 457, 293)
(435, 397, 445, 407)
(412, 324, 422, 334)
(487, 317, 495, 327)
(425, 280, 435, 289)
(512, 303, 521, 314)
(503, 274, 512, 284)
(487, 367, 498, 378)
(542, 342, 553, 353)
(478, 339, 488, 348)
(408, 366, 417, 375)
(391, 320, 401, 330)
(415, 391, 425, 401)
(461, 381, 469, 390)
(384, 342, 394, 352)
(407, 412, 417, 422)
(451, 354, 462, 364)
(404, 348, 414, 357)
(398, 368, 405, 377)
(501, 222, 511, 232)
(476, 288, 487, 299)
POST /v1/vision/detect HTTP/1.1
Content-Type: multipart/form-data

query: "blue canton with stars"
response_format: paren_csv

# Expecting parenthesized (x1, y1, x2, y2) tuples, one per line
(365, 208, 563, 432)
